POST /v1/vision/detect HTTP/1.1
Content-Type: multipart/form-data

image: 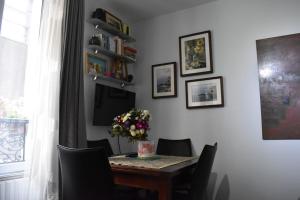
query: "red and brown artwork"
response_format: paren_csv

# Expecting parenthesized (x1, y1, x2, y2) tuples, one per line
(256, 33, 300, 139)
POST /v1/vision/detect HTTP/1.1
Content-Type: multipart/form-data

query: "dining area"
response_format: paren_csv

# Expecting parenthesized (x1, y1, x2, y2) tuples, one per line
(58, 138, 217, 200)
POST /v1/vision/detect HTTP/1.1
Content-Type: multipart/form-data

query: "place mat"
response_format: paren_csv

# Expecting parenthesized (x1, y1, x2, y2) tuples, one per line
(109, 155, 197, 169)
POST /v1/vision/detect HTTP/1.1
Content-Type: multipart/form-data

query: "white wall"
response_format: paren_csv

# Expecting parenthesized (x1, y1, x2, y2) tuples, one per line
(84, 0, 137, 153)
(133, 0, 300, 199)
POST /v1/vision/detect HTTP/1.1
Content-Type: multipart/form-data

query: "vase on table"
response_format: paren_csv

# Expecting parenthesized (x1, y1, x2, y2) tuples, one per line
(137, 140, 155, 158)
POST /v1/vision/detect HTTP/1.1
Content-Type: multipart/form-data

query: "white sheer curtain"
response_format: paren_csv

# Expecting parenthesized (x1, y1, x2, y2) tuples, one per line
(24, 0, 65, 199)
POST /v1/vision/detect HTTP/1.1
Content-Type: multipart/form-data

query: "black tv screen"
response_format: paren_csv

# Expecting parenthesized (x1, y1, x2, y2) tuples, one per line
(93, 83, 136, 126)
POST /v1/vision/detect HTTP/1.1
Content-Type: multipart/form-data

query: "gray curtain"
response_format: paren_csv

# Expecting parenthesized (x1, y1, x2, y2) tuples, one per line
(0, 0, 4, 32)
(59, 0, 87, 148)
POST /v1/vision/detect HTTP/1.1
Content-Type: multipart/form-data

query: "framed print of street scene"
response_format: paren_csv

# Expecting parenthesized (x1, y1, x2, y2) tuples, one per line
(152, 62, 177, 99)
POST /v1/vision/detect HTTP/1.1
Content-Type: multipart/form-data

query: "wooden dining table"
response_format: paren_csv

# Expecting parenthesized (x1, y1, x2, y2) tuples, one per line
(109, 155, 198, 200)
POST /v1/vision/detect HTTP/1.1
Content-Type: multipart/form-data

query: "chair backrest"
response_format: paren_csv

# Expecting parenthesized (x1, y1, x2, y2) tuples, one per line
(87, 138, 114, 157)
(190, 142, 218, 200)
(156, 138, 192, 157)
(57, 145, 114, 200)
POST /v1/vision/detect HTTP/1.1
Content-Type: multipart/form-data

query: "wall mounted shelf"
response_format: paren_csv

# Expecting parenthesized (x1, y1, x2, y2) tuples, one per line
(88, 73, 134, 88)
(88, 45, 136, 64)
(90, 18, 135, 43)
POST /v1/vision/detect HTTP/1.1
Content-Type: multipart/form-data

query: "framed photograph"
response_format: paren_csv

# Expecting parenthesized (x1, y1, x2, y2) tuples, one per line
(85, 52, 107, 76)
(256, 33, 300, 139)
(152, 62, 177, 99)
(185, 76, 224, 109)
(105, 11, 122, 32)
(179, 30, 213, 76)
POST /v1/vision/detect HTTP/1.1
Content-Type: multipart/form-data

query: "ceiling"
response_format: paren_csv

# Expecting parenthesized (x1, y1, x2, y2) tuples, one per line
(97, 0, 216, 22)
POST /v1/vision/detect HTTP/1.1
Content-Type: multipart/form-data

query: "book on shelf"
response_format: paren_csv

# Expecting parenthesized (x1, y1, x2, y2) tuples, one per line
(102, 34, 109, 50)
(109, 37, 116, 53)
(113, 37, 123, 55)
(123, 46, 137, 53)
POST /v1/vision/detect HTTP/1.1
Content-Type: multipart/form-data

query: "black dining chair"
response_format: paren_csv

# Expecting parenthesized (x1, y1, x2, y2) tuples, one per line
(156, 138, 192, 157)
(87, 138, 114, 157)
(174, 142, 218, 200)
(58, 145, 115, 200)
(142, 138, 192, 199)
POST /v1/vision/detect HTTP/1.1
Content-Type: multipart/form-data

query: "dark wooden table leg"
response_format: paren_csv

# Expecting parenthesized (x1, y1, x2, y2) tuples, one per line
(158, 179, 172, 200)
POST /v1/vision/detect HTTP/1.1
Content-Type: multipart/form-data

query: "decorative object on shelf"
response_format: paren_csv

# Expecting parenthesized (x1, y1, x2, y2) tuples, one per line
(89, 35, 101, 46)
(256, 33, 300, 140)
(152, 62, 177, 99)
(127, 74, 133, 83)
(179, 30, 213, 76)
(122, 23, 131, 36)
(110, 108, 151, 143)
(185, 76, 224, 109)
(85, 52, 107, 77)
(92, 8, 106, 21)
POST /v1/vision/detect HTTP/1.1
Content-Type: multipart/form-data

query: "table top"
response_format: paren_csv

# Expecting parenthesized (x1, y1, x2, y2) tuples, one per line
(109, 155, 198, 177)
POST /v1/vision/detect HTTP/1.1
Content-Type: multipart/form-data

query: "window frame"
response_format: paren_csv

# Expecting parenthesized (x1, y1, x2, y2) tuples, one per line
(0, 0, 4, 32)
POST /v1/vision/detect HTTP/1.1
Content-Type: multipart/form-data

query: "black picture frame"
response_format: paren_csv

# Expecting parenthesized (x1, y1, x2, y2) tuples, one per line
(105, 11, 123, 32)
(179, 30, 213, 76)
(152, 62, 177, 99)
(85, 52, 107, 76)
(185, 76, 224, 109)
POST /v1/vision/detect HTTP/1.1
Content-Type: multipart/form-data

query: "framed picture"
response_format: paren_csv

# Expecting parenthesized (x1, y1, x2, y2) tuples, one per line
(256, 33, 300, 139)
(179, 30, 213, 76)
(185, 76, 224, 109)
(105, 11, 122, 32)
(111, 59, 128, 80)
(85, 52, 107, 76)
(152, 62, 177, 99)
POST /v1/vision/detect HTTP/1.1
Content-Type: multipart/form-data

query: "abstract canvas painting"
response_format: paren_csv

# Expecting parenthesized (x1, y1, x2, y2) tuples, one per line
(256, 33, 300, 139)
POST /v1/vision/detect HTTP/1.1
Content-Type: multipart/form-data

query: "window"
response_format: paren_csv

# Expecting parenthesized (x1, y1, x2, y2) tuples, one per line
(0, 0, 33, 179)
(1, 0, 32, 43)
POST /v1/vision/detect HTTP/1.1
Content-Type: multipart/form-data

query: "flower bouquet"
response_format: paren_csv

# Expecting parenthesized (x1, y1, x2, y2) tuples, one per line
(110, 108, 150, 142)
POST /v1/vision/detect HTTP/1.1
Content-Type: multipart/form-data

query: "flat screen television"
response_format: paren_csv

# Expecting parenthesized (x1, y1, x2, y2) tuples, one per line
(93, 83, 136, 126)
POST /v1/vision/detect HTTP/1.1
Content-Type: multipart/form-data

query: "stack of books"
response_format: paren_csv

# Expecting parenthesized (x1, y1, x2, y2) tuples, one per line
(123, 46, 137, 60)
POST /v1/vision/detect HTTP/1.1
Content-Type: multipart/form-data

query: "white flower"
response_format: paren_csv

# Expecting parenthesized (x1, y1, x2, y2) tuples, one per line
(130, 125, 136, 130)
(130, 130, 136, 136)
(140, 129, 145, 134)
(122, 113, 131, 122)
(135, 130, 140, 135)
(143, 110, 150, 116)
